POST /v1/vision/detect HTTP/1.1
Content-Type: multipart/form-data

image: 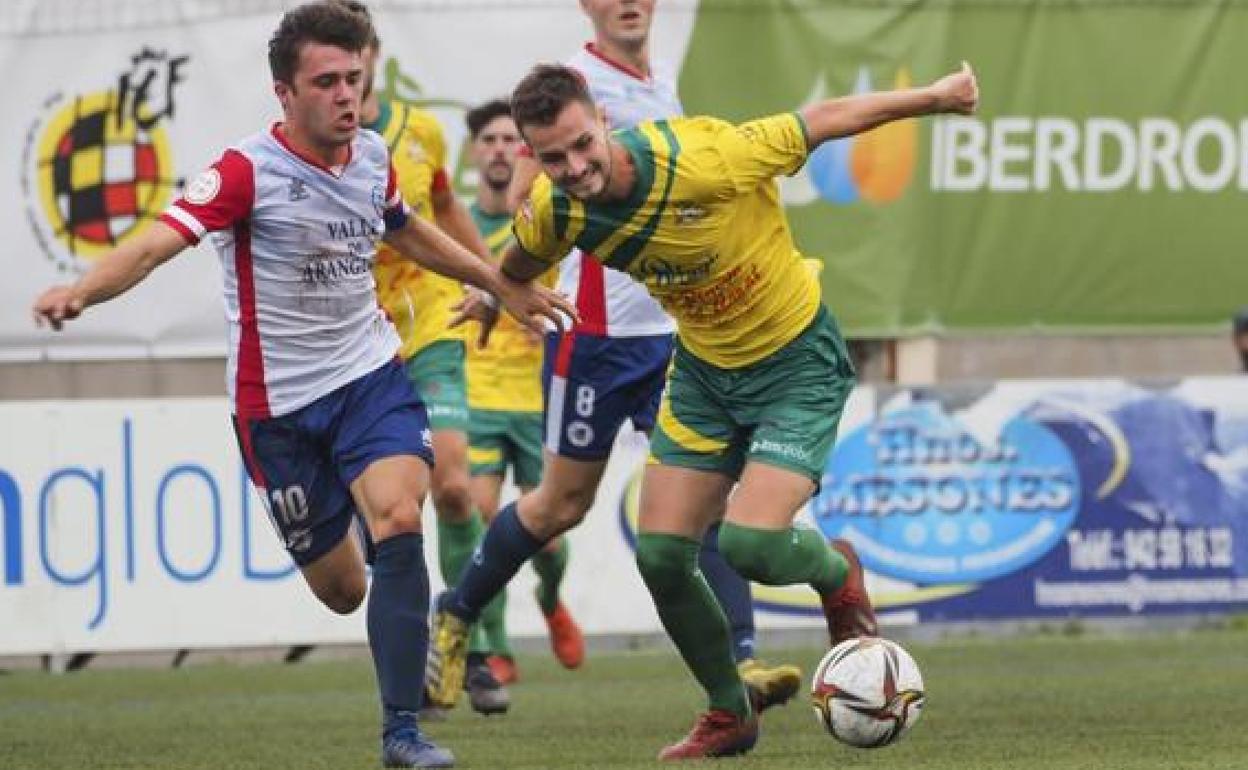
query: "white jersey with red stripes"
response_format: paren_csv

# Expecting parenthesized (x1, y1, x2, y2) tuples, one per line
(562, 43, 679, 337)
(160, 125, 407, 419)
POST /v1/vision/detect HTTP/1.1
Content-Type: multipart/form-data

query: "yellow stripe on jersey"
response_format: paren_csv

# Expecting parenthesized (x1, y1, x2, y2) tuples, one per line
(371, 102, 466, 359)
(514, 113, 821, 368)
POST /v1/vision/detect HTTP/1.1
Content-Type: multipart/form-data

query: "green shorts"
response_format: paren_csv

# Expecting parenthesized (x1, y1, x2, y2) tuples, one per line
(405, 340, 469, 433)
(468, 408, 544, 487)
(649, 306, 856, 483)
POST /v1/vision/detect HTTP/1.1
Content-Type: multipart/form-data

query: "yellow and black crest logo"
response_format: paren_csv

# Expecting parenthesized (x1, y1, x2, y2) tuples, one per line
(22, 48, 188, 272)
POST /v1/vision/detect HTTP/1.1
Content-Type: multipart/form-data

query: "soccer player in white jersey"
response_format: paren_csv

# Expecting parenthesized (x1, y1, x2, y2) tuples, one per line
(30, 3, 573, 768)
(425, 0, 800, 714)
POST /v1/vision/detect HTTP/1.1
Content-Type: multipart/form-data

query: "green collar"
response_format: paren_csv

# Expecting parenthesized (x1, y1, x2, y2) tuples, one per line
(363, 99, 393, 134)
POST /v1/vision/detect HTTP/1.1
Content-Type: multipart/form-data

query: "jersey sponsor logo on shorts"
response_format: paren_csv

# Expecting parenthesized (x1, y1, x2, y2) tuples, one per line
(286, 529, 314, 553)
(567, 420, 594, 448)
(749, 438, 812, 462)
(22, 47, 189, 272)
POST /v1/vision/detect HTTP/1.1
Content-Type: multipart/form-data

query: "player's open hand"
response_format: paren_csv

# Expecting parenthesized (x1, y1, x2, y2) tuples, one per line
(496, 277, 579, 339)
(32, 285, 85, 331)
(450, 287, 501, 349)
(930, 61, 979, 116)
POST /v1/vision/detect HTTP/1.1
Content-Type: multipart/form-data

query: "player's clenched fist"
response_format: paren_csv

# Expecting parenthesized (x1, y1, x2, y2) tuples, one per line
(930, 61, 979, 116)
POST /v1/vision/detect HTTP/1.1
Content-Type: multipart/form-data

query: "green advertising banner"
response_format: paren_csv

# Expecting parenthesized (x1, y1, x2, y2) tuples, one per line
(680, 0, 1247, 336)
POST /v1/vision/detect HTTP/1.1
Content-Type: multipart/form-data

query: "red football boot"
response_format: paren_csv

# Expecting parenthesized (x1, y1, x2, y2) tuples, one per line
(486, 654, 518, 685)
(658, 709, 759, 761)
(821, 538, 879, 644)
(541, 598, 585, 669)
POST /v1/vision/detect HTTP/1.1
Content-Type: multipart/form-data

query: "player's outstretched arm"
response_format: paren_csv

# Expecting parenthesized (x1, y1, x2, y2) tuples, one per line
(31, 220, 190, 330)
(386, 214, 502, 289)
(388, 217, 576, 338)
(802, 61, 979, 148)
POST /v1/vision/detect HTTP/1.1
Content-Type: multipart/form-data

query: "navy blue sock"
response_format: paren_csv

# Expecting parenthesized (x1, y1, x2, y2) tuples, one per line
(367, 532, 429, 735)
(700, 523, 757, 663)
(444, 501, 546, 623)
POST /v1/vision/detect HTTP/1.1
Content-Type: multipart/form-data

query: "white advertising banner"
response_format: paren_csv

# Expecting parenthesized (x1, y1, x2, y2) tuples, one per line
(2, 1, 699, 361)
(0, 394, 844, 656)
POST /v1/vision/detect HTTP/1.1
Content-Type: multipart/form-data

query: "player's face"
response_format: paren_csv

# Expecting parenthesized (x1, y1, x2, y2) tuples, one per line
(523, 101, 612, 201)
(581, 0, 655, 47)
(281, 42, 365, 149)
(472, 115, 522, 192)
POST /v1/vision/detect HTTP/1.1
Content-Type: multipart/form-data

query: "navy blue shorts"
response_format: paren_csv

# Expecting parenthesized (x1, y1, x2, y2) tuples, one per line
(541, 331, 674, 460)
(232, 359, 434, 567)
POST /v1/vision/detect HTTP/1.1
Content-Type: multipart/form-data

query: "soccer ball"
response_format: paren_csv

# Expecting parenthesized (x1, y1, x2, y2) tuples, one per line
(810, 637, 925, 748)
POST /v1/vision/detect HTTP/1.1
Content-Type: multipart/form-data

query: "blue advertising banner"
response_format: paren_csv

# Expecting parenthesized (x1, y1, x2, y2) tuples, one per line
(815, 379, 1248, 619)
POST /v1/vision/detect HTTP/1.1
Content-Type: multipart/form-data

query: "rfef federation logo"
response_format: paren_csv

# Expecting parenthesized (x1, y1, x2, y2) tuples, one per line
(22, 48, 188, 271)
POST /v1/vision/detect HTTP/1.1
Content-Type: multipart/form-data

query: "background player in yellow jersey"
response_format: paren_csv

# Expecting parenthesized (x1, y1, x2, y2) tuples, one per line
(462, 99, 583, 685)
(439, 62, 979, 759)
(342, 1, 509, 715)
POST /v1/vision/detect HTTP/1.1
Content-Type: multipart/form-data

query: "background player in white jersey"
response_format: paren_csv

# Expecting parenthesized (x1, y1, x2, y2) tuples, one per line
(30, 3, 573, 767)
(425, 0, 799, 713)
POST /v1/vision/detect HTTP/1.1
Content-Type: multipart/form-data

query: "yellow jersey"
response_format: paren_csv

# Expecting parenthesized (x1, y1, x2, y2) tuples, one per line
(465, 203, 545, 412)
(513, 113, 820, 368)
(369, 100, 465, 358)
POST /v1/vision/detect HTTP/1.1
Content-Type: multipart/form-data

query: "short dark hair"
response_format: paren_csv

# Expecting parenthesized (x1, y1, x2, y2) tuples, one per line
(466, 99, 514, 138)
(510, 64, 594, 131)
(268, 1, 375, 84)
(334, 0, 382, 49)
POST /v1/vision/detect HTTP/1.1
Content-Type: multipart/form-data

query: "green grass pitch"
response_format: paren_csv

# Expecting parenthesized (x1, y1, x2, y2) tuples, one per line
(2, 626, 1246, 769)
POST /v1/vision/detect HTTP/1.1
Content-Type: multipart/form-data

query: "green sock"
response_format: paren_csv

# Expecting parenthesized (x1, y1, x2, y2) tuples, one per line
(531, 536, 569, 615)
(480, 589, 512, 658)
(635, 533, 751, 717)
(718, 522, 848, 595)
(437, 512, 491, 655)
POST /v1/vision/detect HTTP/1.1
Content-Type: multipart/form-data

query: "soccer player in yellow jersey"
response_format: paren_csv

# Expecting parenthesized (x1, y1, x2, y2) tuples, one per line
(436, 62, 979, 758)
(462, 99, 582, 684)
(343, 1, 509, 716)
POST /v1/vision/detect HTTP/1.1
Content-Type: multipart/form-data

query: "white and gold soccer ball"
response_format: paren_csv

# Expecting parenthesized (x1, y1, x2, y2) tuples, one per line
(810, 637, 926, 748)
